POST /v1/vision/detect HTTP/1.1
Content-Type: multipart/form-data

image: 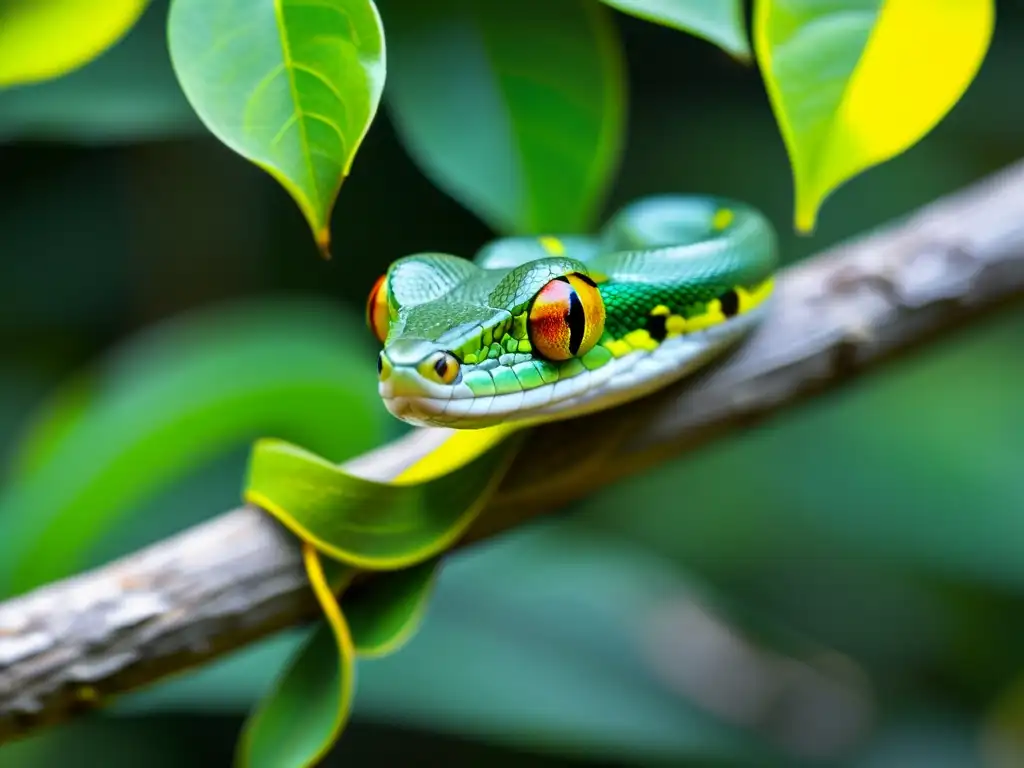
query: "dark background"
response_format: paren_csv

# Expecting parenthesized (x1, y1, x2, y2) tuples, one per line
(2, 1, 1023, 765)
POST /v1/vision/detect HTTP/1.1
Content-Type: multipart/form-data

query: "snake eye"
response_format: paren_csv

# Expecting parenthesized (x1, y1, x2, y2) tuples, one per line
(527, 272, 605, 361)
(366, 273, 390, 344)
(417, 351, 461, 385)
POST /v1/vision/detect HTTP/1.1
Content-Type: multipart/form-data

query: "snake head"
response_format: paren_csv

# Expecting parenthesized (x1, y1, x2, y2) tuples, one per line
(365, 251, 607, 429)
(365, 200, 779, 429)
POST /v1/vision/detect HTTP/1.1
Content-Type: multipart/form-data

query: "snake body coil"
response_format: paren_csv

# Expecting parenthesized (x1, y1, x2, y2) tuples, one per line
(366, 195, 778, 429)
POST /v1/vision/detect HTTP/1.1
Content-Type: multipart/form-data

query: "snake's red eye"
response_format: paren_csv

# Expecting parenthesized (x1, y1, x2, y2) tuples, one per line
(366, 273, 390, 343)
(527, 272, 605, 361)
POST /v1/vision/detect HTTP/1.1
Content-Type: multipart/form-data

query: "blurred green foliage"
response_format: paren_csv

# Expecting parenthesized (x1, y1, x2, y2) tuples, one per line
(382, 0, 626, 235)
(0, 0, 1022, 766)
(0, 0, 147, 89)
(0, 299, 385, 595)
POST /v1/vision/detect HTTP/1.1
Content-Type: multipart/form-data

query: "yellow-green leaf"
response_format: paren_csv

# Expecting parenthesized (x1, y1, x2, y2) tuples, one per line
(0, 0, 149, 89)
(755, 0, 994, 232)
(244, 425, 520, 570)
(167, 0, 386, 256)
(238, 545, 355, 768)
(600, 0, 749, 59)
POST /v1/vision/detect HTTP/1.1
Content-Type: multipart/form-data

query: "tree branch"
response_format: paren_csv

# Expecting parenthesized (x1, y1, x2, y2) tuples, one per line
(3, 160, 1024, 744)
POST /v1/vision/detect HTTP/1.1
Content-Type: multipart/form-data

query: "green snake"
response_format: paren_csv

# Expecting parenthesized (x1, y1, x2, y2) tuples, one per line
(367, 194, 778, 429)
(238, 194, 779, 768)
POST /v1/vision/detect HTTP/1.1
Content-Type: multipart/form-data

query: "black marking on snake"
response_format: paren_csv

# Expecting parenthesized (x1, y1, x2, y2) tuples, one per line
(646, 313, 668, 343)
(377, 354, 383, 375)
(719, 289, 740, 318)
(567, 289, 585, 355)
(555, 275, 570, 284)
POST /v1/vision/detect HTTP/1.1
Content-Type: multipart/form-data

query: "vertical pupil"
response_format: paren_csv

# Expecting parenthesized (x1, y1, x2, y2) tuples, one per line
(566, 287, 585, 356)
(434, 356, 448, 379)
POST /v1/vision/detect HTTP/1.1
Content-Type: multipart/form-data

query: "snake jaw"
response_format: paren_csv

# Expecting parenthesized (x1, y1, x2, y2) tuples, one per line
(380, 396, 444, 428)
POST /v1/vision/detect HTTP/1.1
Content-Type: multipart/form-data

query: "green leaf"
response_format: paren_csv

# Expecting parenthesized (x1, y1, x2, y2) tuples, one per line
(1, 299, 385, 596)
(382, 0, 626, 235)
(600, 0, 750, 59)
(755, 0, 994, 232)
(238, 616, 354, 768)
(243, 426, 520, 570)
(346, 557, 441, 656)
(6, 376, 94, 480)
(166, 0, 386, 256)
(0, 0, 149, 88)
(0, 0, 203, 144)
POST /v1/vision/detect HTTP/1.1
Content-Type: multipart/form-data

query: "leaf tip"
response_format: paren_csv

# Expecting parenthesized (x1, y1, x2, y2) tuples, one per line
(794, 184, 823, 235)
(729, 48, 754, 65)
(794, 209, 818, 236)
(316, 229, 333, 261)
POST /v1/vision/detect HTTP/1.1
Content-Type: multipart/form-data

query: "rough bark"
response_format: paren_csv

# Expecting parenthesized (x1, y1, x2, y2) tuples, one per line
(2, 160, 1024, 744)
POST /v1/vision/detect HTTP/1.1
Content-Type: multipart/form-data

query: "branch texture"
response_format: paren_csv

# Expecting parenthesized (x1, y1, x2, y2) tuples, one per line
(3, 160, 1024, 743)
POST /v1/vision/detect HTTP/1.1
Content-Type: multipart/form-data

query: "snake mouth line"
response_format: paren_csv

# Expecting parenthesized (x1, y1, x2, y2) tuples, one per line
(379, 304, 769, 429)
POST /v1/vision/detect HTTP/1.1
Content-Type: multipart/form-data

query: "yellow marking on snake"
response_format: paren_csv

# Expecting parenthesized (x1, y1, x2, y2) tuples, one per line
(712, 208, 734, 230)
(686, 299, 726, 332)
(603, 338, 631, 357)
(599, 276, 775, 359)
(666, 315, 687, 335)
(538, 236, 565, 255)
(739, 277, 774, 312)
(623, 329, 659, 351)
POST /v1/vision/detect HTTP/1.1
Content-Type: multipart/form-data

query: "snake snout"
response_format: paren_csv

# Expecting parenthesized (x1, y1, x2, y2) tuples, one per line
(376, 351, 392, 382)
(378, 340, 463, 391)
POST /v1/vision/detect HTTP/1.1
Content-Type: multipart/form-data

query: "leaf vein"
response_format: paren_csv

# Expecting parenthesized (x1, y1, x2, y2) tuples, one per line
(247, 62, 287, 112)
(292, 62, 346, 106)
(274, 0, 321, 216)
(271, 113, 300, 147)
